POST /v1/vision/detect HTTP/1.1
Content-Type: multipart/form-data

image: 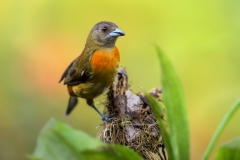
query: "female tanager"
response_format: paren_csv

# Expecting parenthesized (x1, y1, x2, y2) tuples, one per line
(59, 21, 125, 121)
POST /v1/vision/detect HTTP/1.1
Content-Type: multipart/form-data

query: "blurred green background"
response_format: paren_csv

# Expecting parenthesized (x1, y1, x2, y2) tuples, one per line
(0, 0, 240, 159)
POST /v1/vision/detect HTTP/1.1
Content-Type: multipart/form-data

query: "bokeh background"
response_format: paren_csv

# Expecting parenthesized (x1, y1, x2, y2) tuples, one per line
(1, 0, 240, 159)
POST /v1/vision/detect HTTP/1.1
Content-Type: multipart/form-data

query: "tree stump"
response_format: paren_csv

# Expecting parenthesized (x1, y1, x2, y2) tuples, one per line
(97, 67, 167, 160)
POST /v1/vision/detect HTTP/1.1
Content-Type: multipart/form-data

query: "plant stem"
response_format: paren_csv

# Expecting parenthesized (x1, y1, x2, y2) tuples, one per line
(202, 98, 240, 160)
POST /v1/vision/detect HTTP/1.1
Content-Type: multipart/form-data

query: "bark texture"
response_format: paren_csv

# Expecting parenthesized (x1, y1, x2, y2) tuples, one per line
(97, 67, 167, 160)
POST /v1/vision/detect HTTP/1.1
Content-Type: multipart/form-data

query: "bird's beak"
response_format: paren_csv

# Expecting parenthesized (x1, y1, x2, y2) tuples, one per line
(109, 28, 125, 37)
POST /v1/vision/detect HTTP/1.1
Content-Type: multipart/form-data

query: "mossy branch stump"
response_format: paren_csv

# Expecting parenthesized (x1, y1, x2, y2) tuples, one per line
(97, 67, 167, 160)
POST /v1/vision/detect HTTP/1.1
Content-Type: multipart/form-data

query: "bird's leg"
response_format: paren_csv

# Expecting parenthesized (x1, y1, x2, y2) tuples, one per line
(86, 99, 116, 122)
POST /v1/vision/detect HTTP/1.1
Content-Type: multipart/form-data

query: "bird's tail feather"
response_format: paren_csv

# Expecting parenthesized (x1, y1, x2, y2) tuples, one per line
(66, 96, 78, 115)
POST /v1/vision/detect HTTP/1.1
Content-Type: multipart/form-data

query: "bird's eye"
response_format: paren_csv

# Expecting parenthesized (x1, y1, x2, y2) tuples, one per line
(101, 27, 107, 32)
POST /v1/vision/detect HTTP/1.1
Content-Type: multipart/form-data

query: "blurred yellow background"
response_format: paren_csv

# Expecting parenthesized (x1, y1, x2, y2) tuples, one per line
(0, 0, 240, 159)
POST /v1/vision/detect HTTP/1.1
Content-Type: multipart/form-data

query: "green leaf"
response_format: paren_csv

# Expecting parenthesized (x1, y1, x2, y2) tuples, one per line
(202, 98, 240, 160)
(215, 137, 240, 160)
(146, 94, 173, 160)
(153, 46, 190, 160)
(82, 145, 143, 160)
(32, 118, 102, 160)
(31, 118, 142, 160)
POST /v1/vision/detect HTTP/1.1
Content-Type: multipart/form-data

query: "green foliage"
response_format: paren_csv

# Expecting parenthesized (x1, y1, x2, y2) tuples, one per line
(31, 48, 240, 160)
(215, 137, 240, 160)
(202, 99, 240, 160)
(147, 47, 240, 160)
(145, 95, 173, 159)
(31, 119, 142, 160)
(146, 46, 190, 160)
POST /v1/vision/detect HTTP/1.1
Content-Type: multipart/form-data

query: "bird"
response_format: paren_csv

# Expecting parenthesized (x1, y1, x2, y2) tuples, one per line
(59, 21, 125, 121)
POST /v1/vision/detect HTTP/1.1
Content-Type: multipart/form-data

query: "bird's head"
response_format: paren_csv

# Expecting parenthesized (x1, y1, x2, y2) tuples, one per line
(87, 21, 125, 48)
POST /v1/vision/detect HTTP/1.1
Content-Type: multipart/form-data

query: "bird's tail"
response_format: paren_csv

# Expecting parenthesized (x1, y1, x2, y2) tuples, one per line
(66, 96, 78, 115)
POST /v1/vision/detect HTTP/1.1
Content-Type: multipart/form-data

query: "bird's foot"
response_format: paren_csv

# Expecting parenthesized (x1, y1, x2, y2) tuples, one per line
(101, 114, 117, 122)
(118, 69, 127, 77)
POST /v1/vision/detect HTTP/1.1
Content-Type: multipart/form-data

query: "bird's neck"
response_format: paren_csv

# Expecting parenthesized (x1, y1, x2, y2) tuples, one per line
(85, 35, 116, 49)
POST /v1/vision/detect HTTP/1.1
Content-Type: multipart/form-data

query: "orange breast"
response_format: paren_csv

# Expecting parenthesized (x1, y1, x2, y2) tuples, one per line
(91, 46, 120, 71)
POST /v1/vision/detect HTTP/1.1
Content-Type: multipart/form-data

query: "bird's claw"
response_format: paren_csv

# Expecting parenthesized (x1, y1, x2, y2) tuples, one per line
(108, 113, 116, 118)
(102, 115, 117, 122)
(118, 70, 127, 77)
